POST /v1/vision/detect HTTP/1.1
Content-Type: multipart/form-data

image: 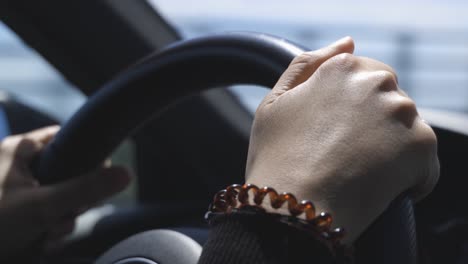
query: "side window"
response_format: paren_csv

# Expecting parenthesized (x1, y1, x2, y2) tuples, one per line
(0, 22, 85, 122)
(0, 22, 137, 206)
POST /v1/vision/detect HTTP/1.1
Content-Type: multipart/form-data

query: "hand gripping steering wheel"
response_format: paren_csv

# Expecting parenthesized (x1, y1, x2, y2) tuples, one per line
(33, 33, 418, 264)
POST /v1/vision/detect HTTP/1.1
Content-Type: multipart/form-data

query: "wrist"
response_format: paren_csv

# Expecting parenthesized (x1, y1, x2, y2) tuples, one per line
(207, 183, 348, 253)
(244, 177, 358, 245)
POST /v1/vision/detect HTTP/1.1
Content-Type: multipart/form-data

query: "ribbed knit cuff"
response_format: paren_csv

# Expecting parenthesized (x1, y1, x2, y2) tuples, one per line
(198, 212, 335, 264)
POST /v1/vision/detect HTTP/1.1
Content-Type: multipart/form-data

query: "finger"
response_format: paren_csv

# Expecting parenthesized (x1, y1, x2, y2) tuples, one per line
(0, 137, 41, 189)
(41, 166, 131, 216)
(273, 36, 355, 95)
(355, 56, 398, 82)
(23, 125, 60, 145)
(2, 169, 39, 190)
(15, 125, 60, 161)
(6, 126, 61, 185)
(409, 122, 440, 202)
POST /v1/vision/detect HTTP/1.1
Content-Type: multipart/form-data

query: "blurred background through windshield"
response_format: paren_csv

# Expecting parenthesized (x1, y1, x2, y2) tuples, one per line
(0, 0, 466, 120)
(152, 0, 468, 114)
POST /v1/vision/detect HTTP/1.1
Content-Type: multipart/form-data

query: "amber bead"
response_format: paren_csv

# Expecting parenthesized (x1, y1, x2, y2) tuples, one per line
(253, 187, 270, 205)
(225, 184, 241, 208)
(311, 212, 333, 229)
(208, 183, 345, 249)
(299, 200, 316, 220)
(329, 227, 346, 243)
(264, 187, 279, 206)
(213, 199, 227, 212)
(238, 184, 259, 205)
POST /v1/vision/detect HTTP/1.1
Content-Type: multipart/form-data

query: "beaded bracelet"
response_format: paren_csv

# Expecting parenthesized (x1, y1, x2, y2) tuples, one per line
(205, 183, 347, 254)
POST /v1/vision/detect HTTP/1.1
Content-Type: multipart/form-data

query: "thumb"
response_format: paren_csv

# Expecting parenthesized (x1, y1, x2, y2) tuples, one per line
(13, 125, 60, 162)
(272, 36, 355, 96)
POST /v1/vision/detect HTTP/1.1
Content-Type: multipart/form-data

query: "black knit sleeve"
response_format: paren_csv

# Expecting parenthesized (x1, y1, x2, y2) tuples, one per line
(198, 212, 337, 264)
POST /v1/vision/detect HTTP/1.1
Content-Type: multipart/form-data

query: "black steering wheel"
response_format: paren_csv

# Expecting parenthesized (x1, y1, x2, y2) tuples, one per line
(33, 32, 418, 264)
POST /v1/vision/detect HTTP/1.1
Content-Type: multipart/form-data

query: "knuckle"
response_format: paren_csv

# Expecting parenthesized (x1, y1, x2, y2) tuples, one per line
(398, 96, 417, 112)
(383, 65, 398, 83)
(379, 70, 398, 83)
(332, 53, 356, 68)
(373, 70, 398, 91)
(322, 53, 356, 73)
(334, 52, 354, 63)
(387, 66, 398, 82)
(383, 95, 418, 128)
(388, 96, 417, 115)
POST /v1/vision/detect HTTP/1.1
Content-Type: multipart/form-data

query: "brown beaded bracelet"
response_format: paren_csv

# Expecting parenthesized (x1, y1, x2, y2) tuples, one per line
(206, 183, 347, 254)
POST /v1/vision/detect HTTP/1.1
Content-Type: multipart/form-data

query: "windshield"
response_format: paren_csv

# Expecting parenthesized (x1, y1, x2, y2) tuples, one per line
(151, 0, 468, 114)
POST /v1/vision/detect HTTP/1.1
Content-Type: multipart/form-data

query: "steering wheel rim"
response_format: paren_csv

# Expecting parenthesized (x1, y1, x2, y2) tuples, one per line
(34, 32, 303, 184)
(33, 32, 418, 263)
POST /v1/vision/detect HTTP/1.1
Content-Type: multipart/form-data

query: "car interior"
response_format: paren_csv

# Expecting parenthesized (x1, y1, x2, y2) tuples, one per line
(0, 1, 467, 264)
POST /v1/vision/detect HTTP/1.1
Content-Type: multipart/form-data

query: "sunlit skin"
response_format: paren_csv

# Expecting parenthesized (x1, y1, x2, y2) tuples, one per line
(246, 37, 439, 243)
